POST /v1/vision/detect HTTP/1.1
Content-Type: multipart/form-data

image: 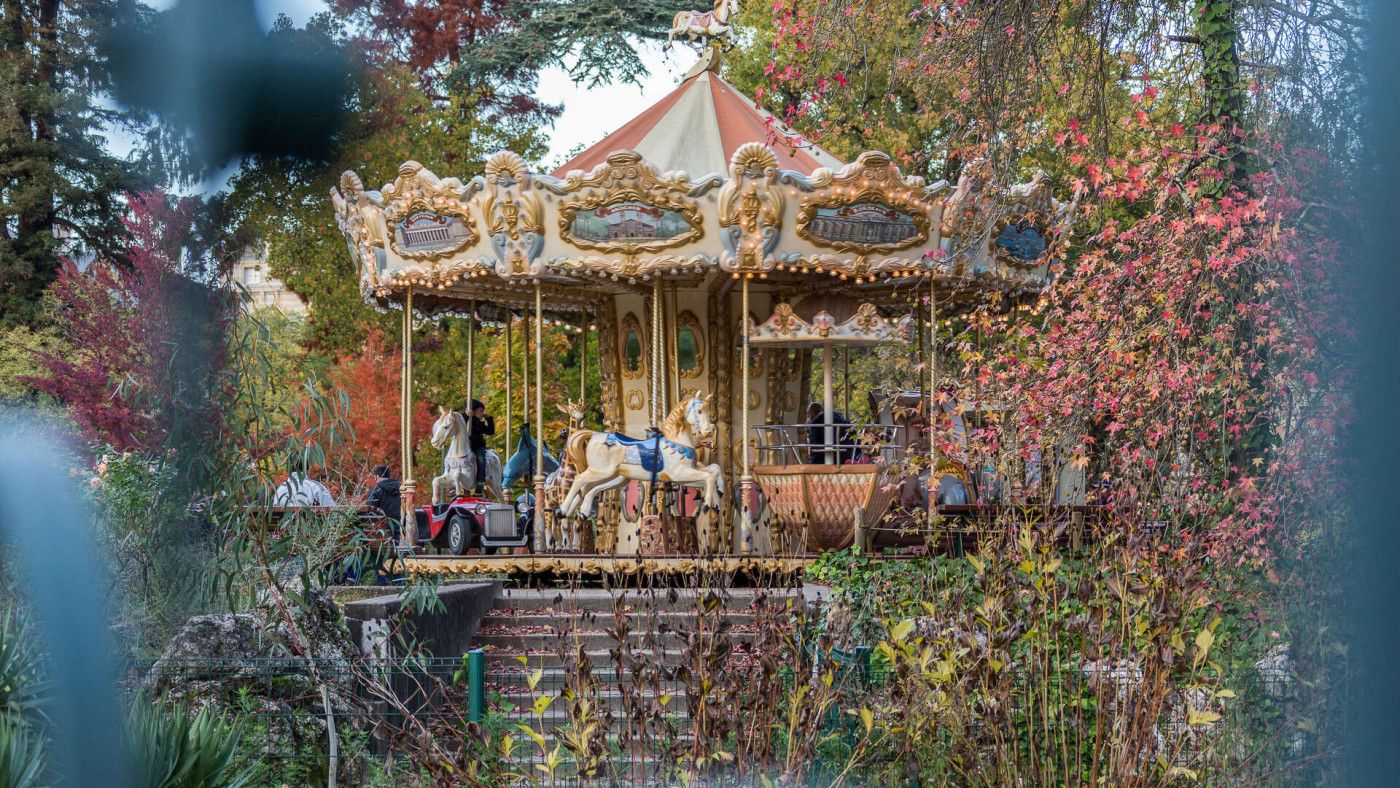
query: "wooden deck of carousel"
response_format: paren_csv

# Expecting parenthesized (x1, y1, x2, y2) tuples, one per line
(403, 553, 819, 577)
(401, 504, 1116, 577)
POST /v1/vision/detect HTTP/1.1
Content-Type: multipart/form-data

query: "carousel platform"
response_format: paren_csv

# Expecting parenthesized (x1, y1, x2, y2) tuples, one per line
(402, 553, 820, 578)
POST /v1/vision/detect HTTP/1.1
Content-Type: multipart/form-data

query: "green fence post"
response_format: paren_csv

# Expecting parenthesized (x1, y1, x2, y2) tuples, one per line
(468, 648, 484, 722)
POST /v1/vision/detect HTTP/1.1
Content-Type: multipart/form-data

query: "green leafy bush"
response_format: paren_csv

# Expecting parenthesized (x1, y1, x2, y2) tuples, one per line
(126, 696, 262, 788)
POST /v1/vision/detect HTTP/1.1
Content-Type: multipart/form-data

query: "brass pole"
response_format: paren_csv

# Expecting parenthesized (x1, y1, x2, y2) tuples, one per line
(650, 280, 662, 426)
(402, 286, 417, 547)
(669, 282, 680, 411)
(523, 312, 531, 446)
(579, 311, 587, 409)
(928, 271, 938, 530)
(739, 276, 752, 553)
(466, 299, 476, 434)
(512, 314, 518, 461)
(533, 282, 546, 552)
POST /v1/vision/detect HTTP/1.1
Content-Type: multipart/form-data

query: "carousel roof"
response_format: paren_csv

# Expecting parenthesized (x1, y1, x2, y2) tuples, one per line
(329, 47, 1070, 315)
(552, 66, 844, 178)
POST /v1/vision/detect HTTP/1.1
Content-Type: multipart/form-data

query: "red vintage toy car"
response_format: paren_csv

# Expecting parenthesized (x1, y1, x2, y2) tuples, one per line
(413, 495, 532, 555)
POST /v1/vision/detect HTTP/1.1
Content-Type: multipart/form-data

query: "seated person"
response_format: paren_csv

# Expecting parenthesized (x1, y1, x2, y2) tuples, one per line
(273, 454, 335, 506)
(463, 398, 496, 494)
(365, 464, 402, 524)
(805, 402, 855, 464)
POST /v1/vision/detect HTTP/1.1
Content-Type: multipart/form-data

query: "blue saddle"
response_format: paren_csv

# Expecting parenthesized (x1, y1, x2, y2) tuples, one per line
(604, 432, 694, 475)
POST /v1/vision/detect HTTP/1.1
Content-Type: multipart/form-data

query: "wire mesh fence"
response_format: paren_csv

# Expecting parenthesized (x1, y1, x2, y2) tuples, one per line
(127, 635, 1288, 786)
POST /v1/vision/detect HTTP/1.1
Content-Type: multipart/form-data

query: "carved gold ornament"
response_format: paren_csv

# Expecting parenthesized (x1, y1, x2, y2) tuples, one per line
(482, 151, 546, 276)
(627, 390, 644, 410)
(794, 152, 933, 257)
(552, 151, 705, 255)
(718, 143, 785, 272)
(379, 161, 480, 261)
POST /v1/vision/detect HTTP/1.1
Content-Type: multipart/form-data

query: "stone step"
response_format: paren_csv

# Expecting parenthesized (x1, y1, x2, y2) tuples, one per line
(473, 627, 769, 651)
(478, 610, 761, 628)
(487, 587, 808, 614)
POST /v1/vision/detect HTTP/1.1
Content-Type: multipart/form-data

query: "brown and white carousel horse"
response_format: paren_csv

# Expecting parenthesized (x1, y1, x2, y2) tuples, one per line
(541, 399, 587, 549)
(668, 0, 739, 47)
(429, 407, 503, 504)
(558, 393, 724, 520)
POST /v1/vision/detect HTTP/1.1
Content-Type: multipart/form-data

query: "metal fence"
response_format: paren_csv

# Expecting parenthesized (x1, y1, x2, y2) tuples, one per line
(130, 642, 1287, 786)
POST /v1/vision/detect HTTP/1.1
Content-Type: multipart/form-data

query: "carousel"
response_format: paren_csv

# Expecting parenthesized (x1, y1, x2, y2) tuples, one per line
(330, 12, 1072, 575)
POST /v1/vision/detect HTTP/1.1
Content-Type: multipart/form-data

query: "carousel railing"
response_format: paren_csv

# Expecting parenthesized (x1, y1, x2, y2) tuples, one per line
(752, 423, 907, 467)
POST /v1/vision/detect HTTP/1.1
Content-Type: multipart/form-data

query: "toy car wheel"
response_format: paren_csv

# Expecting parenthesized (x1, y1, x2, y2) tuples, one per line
(446, 513, 472, 555)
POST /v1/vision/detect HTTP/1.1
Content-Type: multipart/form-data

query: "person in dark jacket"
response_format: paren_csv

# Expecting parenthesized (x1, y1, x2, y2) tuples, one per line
(365, 464, 402, 525)
(805, 402, 855, 464)
(363, 465, 403, 584)
(465, 399, 495, 494)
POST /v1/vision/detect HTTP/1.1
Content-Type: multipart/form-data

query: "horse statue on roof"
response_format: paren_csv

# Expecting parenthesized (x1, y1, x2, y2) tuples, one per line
(668, 0, 739, 48)
(558, 393, 724, 520)
(429, 407, 503, 504)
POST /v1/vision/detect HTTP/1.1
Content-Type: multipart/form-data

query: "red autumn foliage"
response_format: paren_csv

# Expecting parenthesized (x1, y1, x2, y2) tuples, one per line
(27, 192, 231, 452)
(325, 326, 433, 476)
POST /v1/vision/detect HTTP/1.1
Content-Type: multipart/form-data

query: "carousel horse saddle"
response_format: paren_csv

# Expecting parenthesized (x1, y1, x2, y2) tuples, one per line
(604, 432, 693, 474)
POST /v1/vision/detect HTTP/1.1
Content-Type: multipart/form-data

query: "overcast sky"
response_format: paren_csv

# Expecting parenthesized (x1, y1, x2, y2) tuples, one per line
(136, 0, 695, 188)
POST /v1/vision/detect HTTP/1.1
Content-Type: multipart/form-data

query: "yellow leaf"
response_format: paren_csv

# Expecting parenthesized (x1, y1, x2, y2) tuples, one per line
(1167, 766, 1199, 780)
(890, 619, 915, 643)
(1214, 688, 1236, 699)
(1186, 708, 1221, 727)
(1194, 624, 1216, 666)
(659, 693, 672, 707)
(528, 668, 543, 691)
(860, 707, 874, 733)
(517, 724, 545, 748)
(532, 695, 554, 716)
(967, 554, 985, 575)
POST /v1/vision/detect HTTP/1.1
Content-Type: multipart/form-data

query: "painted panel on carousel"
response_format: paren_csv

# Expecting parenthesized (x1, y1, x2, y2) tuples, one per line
(804, 202, 920, 247)
(378, 161, 481, 262)
(545, 151, 714, 271)
(994, 219, 1048, 263)
(395, 210, 472, 256)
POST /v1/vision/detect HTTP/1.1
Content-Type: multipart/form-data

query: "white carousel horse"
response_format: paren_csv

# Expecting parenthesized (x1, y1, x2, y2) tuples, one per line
(668, 0, 739, 47)
(559, 394, 724, 520)
(429, 407, 503, 504)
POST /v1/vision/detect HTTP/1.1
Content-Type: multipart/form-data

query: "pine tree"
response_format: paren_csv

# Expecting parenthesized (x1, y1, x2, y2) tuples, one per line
(0, 0, 163, 327)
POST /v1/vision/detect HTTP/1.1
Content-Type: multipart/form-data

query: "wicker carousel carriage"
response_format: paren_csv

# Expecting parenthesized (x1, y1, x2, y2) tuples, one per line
(329, 22, 1072, 572)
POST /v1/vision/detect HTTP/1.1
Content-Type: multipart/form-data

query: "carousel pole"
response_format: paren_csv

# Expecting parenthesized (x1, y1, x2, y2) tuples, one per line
(669, 282, 680, 411)
(401, 285, 417, 548)
(739, 276, 752, 553)
(532, 282, 546, 553)
(504, 316, 513, 464)
(823, 343, 835, 464)
(650, 280, 662, 427)
(928, 271, 939, 530)
(523, 312, 531, 446)
(579, 311, 587, 408)
(466, 299, 476, 433)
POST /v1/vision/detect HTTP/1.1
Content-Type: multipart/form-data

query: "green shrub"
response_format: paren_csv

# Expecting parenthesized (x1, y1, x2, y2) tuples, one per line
(126, 696, 263, 788)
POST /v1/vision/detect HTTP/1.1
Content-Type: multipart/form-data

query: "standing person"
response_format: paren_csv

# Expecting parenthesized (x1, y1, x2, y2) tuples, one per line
(466, 398, 495, 494)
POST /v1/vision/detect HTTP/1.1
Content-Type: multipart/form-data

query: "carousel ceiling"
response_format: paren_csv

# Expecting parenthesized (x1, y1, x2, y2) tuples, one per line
(330, 62, 1070, 311)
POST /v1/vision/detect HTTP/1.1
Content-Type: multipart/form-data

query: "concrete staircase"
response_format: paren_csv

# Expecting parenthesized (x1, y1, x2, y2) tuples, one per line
(467, 586, 815, 778)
